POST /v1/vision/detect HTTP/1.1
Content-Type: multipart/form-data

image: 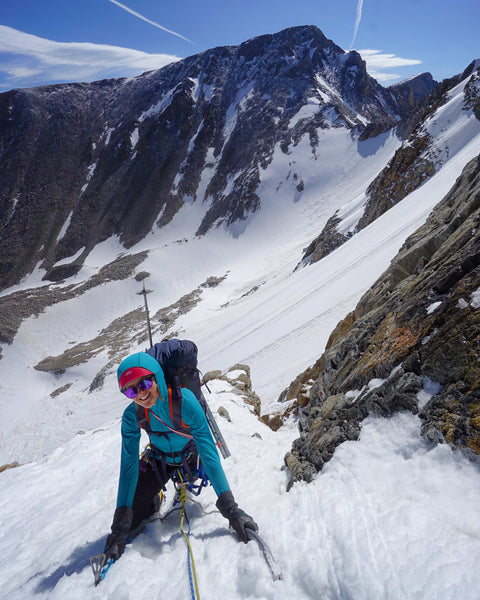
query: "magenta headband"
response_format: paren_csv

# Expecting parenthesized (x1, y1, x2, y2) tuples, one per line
(118, 367, 154, 390)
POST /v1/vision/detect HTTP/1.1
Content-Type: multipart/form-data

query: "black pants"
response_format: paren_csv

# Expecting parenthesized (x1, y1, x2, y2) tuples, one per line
(131, 454, 198, 530)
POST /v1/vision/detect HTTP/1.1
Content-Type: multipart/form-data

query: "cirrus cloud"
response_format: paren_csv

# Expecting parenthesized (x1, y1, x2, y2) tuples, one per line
(349, 0, 364, 50)
(107, 0, 193, 44)
(358, 48, 422, 82)
(0, 25, 180, 90)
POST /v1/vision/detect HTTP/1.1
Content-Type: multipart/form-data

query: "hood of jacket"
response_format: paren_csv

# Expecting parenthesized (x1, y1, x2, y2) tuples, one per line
(116, 352, 168, 402)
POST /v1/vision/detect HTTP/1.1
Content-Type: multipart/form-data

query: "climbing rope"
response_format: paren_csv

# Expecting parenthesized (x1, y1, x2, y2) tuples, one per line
(175, 472, 201, 600)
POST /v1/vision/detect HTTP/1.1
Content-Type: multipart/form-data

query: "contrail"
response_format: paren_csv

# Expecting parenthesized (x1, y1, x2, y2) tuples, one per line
(107, 0, 193, 44)
(349, 0, 364, 50)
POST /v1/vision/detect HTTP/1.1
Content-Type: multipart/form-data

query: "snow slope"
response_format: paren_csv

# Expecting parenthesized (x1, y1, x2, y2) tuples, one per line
(1, 126, 403, 465)
(1, 69, 480, 599)
(1, 378, 480, 600)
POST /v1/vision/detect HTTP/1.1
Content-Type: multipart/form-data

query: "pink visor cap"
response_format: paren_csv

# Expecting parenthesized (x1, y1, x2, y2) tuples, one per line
(118, 367, 154, 390)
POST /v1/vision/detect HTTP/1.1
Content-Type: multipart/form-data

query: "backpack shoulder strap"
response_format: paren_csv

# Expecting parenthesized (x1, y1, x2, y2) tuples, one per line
(168, 385, 189, 431)
(136, 404, 152, 434)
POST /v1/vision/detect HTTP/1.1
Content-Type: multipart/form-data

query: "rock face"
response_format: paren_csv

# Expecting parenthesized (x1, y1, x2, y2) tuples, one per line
(300, 62, 479, 267)
(295, 212, 351, 269)
(389, 72, 438, 110)
(0, 25, 417, 292)
(204, 364, 262, 416)
(360, 63, 479, 230)
(284, 152, 480, 487)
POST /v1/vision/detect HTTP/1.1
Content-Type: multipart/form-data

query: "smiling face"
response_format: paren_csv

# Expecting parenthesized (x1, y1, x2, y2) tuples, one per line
(125, 375, 159, 409)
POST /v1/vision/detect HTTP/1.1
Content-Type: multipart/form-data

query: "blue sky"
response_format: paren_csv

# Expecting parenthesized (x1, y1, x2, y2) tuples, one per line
(0, 0, 478, 91)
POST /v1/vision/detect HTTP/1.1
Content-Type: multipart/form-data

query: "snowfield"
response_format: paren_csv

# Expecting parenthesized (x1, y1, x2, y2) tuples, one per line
(1, 378, 480, 599)
(1, 68, 480, 599)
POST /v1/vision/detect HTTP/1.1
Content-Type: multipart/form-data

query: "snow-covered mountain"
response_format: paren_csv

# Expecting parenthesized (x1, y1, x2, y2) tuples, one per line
(0, 25, 434, 291)
(0, 25, 480, 600)
(300, 60, 480, 266)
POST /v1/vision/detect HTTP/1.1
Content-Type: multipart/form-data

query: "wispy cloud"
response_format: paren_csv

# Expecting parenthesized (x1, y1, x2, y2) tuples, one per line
(347, 0, 422, 83)
(359, 49, 423, 82)
(349, 0, 364, 50)
(0, 25, 180, 89)
(107, 0, 193, 44)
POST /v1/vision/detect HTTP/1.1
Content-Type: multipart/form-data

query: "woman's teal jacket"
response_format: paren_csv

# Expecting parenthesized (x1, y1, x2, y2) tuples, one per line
(116, 352, 230, 508)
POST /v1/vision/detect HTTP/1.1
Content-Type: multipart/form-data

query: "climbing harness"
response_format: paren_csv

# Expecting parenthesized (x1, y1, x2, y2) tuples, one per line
(172, 457, 209, 496)
(139, 439, 210, 499)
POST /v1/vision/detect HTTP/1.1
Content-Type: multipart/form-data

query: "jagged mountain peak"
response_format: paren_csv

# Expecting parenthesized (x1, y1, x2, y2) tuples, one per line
(0, 25, 423, 292)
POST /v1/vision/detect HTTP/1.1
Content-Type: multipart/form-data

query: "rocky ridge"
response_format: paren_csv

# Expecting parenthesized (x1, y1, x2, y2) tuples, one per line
(0, 251, 149, 347)
(32, 274, 227, 394)
(280, 151, 480, 487)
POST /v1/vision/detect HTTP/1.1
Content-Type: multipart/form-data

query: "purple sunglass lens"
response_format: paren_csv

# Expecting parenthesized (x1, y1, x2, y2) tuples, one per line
(124, 377, 153, 399)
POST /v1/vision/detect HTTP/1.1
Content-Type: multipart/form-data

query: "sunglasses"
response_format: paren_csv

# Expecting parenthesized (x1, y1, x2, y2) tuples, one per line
(123, 376, 154, 399)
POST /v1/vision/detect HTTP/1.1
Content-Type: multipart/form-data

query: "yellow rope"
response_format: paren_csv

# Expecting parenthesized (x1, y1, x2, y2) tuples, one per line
(177, 473, 201, 600)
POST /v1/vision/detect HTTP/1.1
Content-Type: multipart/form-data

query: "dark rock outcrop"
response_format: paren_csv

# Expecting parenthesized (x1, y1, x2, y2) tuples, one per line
(296, 212, 351, 267)
(359, 61, 480, 231)
(389, 72, 438, 111)
(284, 152, 480, 487)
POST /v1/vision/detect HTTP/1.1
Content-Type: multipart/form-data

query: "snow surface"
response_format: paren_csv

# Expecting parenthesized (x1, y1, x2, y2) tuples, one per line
(1, 68, 480, 599)
(1, 379, 480, 599)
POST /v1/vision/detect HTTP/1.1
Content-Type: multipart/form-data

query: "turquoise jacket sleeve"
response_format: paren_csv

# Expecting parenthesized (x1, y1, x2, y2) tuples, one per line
(180, 388, 230, 497)
(116, 403, 141, 508)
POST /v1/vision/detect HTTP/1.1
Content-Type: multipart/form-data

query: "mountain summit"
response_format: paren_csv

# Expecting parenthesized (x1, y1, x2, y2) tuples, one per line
(0, 25, 433, 291)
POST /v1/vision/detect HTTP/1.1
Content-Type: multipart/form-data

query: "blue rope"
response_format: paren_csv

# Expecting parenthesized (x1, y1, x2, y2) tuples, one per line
(183, 509, 198, 599)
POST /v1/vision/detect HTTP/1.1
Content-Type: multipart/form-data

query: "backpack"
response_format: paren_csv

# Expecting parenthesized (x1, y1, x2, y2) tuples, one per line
(135, 339, 207, 437)
(138, 338, 231, 460)
(147, 338, 206, 410)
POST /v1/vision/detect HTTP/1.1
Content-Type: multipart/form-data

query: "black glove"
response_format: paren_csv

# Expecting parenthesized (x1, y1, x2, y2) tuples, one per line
(103, 506, 133, 561)
(216, 490, 258, 543)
